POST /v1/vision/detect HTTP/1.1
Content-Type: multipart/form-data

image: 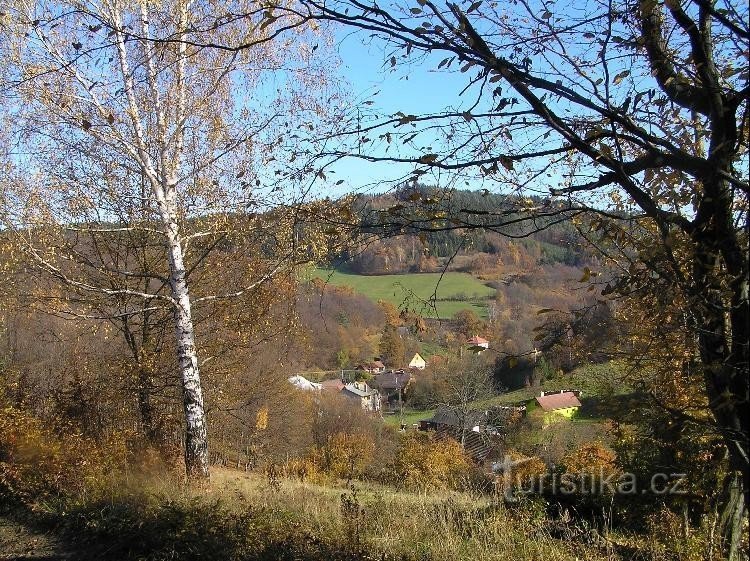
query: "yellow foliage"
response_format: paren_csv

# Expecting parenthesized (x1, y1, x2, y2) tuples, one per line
(503, 449, 547, 485)
(283, 456, 327, 484)
(395, 432, 472, 490)
(0, 403, 127, 503)
(255, 406, 269, 431)
(318, 432, 375, 480)
(561, 442, 619, 477)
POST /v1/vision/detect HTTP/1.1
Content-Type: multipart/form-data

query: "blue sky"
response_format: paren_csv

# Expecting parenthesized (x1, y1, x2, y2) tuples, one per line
(321, 28, 479, 195)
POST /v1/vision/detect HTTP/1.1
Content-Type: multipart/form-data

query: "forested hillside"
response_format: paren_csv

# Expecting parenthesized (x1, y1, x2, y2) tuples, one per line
(335, 186, 593, 275)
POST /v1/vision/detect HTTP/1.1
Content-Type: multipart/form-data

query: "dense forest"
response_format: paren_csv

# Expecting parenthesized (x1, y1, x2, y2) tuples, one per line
(338, 186, 592, 274)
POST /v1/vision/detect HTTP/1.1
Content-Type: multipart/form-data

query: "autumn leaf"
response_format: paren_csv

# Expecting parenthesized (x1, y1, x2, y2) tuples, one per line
(612, 70, 630, 85)
(499, 156, 514, 170)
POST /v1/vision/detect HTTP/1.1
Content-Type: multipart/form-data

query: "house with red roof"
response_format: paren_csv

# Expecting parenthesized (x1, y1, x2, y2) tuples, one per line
(532, 390, 582, 425)
(466, 335, 489, 353)
(357, 360, 386, 373)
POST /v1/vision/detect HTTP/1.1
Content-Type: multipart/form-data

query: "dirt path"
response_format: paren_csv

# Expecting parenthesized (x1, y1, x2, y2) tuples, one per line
(0, 517, 70, 561)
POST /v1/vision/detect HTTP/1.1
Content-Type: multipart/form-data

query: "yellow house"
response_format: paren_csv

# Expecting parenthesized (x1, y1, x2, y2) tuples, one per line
(533, 391, 581, 425)
(408, 352, 427, 370)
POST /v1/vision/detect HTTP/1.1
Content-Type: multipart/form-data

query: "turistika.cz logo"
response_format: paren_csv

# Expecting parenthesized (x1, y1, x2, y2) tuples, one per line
(493, 455, 687, 502)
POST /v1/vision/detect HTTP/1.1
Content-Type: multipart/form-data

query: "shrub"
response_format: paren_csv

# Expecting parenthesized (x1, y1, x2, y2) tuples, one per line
(495, 450, 548, 496)
(318, 432, 375, 482)
(560, 442, 619, 479)
(0, 402, 126, 504)
(394, 432, 472, 490)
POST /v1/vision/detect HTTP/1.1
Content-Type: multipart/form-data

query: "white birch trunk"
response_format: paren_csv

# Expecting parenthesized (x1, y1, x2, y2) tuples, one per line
(160, 198, 209, 479)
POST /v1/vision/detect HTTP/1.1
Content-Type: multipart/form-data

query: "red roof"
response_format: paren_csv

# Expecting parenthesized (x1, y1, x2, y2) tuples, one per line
(321, 379, 345, 392)
(535, 392, 582, 411)
(467, 335, 489, 345)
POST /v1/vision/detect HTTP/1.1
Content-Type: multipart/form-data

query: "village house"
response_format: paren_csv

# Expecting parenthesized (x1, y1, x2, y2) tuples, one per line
(357, 359, 386, 374)
(341, 381, 381, 412)
(466, 335, 489, 353)
(408, 352, 427, 370)
(419, 408, 497, 461)
(532, 390, 582, 425)
(320, 378, 345, 392)
(370, 370, 411, 409)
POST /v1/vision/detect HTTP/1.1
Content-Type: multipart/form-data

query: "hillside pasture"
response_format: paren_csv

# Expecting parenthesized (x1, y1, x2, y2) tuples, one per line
(312, 269, 496, 318)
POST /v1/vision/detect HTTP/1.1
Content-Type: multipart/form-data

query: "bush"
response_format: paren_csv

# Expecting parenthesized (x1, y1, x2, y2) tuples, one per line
(317, 432, 375, 482)
(0, 402, 126, 505)
(393, 432, 473, 490)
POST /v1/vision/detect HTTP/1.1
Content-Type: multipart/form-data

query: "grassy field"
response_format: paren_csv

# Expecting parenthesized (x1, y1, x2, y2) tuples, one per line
(475, 361, 633, 408)
(209, 468, 619, 560)
(312, 268, 496, 318)
(382, 408, 436, 428)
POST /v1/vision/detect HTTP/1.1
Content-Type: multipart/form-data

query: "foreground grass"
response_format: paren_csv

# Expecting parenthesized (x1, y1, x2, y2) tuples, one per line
(211, 468, 615, 561)
(312, 269, 495, 318)
(6, 467, 631, 561)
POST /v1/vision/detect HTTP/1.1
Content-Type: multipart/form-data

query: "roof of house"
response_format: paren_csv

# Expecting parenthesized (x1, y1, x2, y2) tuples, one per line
(320, 378, 345, 392)
(288, 375, 322, 392)
(342, 382, 378, 398)
(534, 392, 582, 411)
(371, 370, 411, 390)
(355, 360, 385, 371)
(425, 408, 488, 429)
(409, 352, 425, 362)
(467, 335, 489, 345)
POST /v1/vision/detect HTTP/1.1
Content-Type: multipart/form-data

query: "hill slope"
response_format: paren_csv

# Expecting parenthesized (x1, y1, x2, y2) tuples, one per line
(313, 268, 496, 318)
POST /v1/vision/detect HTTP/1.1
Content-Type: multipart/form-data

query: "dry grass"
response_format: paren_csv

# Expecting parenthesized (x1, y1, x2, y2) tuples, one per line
(210, 467, 616, 561)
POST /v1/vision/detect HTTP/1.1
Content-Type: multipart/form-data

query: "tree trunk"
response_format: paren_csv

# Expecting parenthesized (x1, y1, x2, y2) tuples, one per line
(719, 473, 748, 561)
(692, 171, 749, 559)
(136, 365, 159, 446)
(162, 203, 209, 480)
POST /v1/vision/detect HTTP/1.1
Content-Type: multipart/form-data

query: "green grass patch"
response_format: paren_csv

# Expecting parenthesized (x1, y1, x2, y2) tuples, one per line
(419, 340, 450, 358)
(382, 408, 436, 428)
(475, 361, 634, 410)
(312, 269, 496, 318)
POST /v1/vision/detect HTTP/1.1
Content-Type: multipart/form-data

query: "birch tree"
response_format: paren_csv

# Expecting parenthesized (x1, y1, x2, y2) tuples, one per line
(0, 0, 339, 478)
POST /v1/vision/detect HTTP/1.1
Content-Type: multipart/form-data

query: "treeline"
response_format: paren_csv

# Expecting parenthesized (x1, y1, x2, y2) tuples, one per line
(334, 186, 593, 275)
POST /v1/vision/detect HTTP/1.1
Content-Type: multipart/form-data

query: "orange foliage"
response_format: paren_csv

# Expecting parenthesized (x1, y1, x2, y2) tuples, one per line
(394, 432, 472, 490)
(318, 432, 375, 480)
(0, 402, 127, 503)
(561, 442, 619, 477)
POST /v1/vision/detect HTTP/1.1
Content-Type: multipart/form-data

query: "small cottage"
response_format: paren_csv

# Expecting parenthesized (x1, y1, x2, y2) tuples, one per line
(466, 335, 489, 352)
(408, 352, 427, 370)
(357, 360, 386, 374)
(533, 391, 581, 425)
(341, 381, 381, 412)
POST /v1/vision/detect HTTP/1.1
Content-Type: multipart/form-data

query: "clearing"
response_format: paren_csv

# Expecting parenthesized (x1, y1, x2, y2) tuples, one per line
(312, 269, 496, 318)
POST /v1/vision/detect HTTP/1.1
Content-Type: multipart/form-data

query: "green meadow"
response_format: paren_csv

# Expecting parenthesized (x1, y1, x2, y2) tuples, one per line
(312, 269, 496, 318)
